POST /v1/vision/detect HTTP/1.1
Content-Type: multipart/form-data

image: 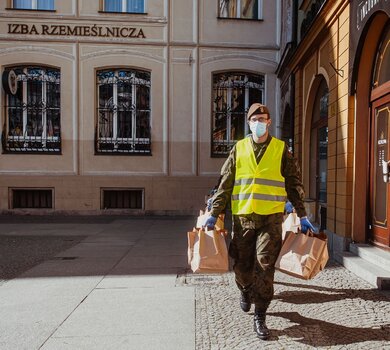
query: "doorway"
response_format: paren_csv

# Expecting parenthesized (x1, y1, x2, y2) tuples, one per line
(369, 23, 390, 248)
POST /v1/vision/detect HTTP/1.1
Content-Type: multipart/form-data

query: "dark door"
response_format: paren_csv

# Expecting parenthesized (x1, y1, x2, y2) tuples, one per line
(370, 93, 390, 247)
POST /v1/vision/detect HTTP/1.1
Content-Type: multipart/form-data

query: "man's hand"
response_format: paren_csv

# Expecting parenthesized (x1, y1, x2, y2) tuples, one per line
(203, 215, 217, 230)
(284, 201, 294, 214)
(300, 217, 317, 233)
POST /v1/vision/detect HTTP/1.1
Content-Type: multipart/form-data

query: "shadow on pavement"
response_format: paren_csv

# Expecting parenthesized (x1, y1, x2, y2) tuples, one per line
(268, 311, 390, 347)
(274, 280, 390, 304)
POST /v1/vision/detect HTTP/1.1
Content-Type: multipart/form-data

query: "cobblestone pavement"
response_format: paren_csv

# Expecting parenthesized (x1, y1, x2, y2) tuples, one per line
(193, 261, 390, 350)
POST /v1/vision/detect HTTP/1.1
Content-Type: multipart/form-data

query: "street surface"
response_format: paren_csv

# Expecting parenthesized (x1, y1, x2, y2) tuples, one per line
(0, 216, 389, 349)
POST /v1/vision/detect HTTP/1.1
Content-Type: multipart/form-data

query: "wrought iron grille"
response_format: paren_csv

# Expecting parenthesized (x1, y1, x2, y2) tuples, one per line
(212, 72, 264, 157)
(96, 69, 151, 155)
(3, 66, 61, 153)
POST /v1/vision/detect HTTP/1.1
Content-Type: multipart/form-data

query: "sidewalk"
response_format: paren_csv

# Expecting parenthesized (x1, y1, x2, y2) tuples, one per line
(1, 217, 390, 350)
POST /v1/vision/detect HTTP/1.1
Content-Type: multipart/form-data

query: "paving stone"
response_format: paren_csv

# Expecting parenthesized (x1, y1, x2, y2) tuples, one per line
(194, 261, 390, 349)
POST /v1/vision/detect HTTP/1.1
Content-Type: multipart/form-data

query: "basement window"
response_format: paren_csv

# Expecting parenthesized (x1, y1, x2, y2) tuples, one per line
(11, 188, 53, 209)
(102, 189, 143, 209)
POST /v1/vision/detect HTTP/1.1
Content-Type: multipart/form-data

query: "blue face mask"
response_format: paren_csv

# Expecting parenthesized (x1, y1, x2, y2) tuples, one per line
(249, 121, 267, 138)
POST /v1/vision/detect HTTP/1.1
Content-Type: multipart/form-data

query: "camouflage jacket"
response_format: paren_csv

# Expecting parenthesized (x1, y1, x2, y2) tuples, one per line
(210, 134, 307, 218)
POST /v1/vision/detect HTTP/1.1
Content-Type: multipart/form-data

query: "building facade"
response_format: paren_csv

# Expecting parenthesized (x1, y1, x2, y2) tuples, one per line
(0, 0, 281, 215)
(278, 0, 390, 262)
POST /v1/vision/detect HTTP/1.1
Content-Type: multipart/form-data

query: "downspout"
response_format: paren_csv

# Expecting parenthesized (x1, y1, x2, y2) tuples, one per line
(333, 18, 339, 235)
(290, 74, 295, 154)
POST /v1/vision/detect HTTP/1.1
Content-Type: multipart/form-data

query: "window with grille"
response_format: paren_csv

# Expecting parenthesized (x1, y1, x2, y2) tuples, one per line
(218, 0, 263, 20)
(12, 0, 54, 10)
(3, 66, 61, 153)
(102, 189, 143, 209)
(103, 0, 145, 13)
(11, 189, 53, 209)
(212, 72, 264, 157)
(96, 69, 151, 154)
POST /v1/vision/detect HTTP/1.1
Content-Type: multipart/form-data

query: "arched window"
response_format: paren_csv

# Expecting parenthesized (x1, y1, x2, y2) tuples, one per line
(2, 66, 61, 153)
(372, 23, 390, 89)
(96, 68, 151, 154)
(211, 72, 264, 157)
(309, 78, 328, 228)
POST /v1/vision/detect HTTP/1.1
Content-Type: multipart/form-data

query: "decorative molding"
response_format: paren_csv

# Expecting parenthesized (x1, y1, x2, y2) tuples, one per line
(0, 45, 75, 60)
(81, 48, 166, 63)
(201, 53, 277, 66)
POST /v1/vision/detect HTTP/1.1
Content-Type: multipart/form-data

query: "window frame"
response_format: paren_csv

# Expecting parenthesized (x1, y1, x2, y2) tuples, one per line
(211, 71, 265, 157)
(218, 0, 263, 21)
(101, 0, 147, 14)
(10, 0, 55, 11)
(2, 66, 61, 154)
(96, 68, 151, 155)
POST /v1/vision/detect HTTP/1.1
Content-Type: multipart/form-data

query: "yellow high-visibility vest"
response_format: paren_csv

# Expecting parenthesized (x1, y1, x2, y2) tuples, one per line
(231, 136, 287, 215)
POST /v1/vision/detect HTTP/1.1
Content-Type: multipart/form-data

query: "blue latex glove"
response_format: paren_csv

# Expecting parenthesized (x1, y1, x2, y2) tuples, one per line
(300, 217, 317, 233)
(206, 197, 213, 211)
(285, 201, 294, 214)
(203, 215, 217, 230)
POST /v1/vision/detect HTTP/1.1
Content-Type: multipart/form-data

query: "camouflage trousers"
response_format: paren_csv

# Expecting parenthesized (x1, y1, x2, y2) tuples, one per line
(228, 212, 283, 313)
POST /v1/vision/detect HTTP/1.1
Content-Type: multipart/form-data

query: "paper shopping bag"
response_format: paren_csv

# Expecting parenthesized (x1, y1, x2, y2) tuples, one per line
(187, 228, 229, 273)
(196, 210, 225, 230)
(282, 213, 300, 240)
(275, 230, 329, 280)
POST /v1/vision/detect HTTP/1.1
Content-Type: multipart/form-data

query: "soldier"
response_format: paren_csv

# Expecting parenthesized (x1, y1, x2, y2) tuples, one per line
(204, 102, 315, 340)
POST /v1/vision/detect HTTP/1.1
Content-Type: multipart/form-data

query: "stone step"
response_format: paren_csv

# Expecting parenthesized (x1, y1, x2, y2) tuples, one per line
(337, 251, 390, 290)
(349, 243, 390, 273)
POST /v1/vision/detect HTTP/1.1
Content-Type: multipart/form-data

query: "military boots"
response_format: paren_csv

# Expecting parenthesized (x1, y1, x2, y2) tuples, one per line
(240, 289, 251, 312)
(253, 310, 270, 340)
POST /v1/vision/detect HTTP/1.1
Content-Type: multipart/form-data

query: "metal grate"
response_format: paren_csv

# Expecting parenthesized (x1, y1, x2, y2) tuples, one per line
(96, 69, 151, 155)
(3, 66, 61, 153)
(102, 189, 143, 209)
(211, 72, 264, 157)
(12, 189, 53, 209)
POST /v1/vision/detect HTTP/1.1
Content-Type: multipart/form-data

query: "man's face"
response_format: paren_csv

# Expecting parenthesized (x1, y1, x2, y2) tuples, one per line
(248, 113, 271, 128)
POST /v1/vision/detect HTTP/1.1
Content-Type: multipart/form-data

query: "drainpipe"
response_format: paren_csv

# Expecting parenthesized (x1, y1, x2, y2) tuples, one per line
(290, 74, 295, 154)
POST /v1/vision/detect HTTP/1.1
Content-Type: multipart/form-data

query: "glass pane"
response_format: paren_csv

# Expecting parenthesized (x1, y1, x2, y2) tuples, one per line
(117, 72, 132, 138)
(98, 73, 114, 138)
(318, 126, 328, 202)
(136, 111, 150, 138)
(241, 0, 258, 19)
(13, 0, 32, 9)
(117, 111, 132, 138)
(320, 89, 329, 119)
(136, 84, 150, 111)
(213, 88, 228, 141)
(26, 71, 43, 137)
(373, 24, 390, 88)
(219, 0, 237, 17)
(46, 70, 61, 138)
(8, 107, 23, 136)
(37, 0, 54, 10)
(127, 0, 144, 13)
(105, 0, 122, 12)
(231, 88, 245, 140)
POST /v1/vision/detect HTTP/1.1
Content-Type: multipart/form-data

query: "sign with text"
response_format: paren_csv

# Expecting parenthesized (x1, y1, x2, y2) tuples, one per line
(7, 23, 146, 39)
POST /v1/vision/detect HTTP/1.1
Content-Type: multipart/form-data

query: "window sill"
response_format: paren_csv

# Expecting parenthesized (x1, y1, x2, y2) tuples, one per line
(98, 11, 147, 15)
(5, 7, 56, 12)
(217, 16, 263, 22)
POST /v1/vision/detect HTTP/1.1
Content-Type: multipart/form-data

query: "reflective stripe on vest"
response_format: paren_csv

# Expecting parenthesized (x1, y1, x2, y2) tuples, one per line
(231, 136, 287, 215)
